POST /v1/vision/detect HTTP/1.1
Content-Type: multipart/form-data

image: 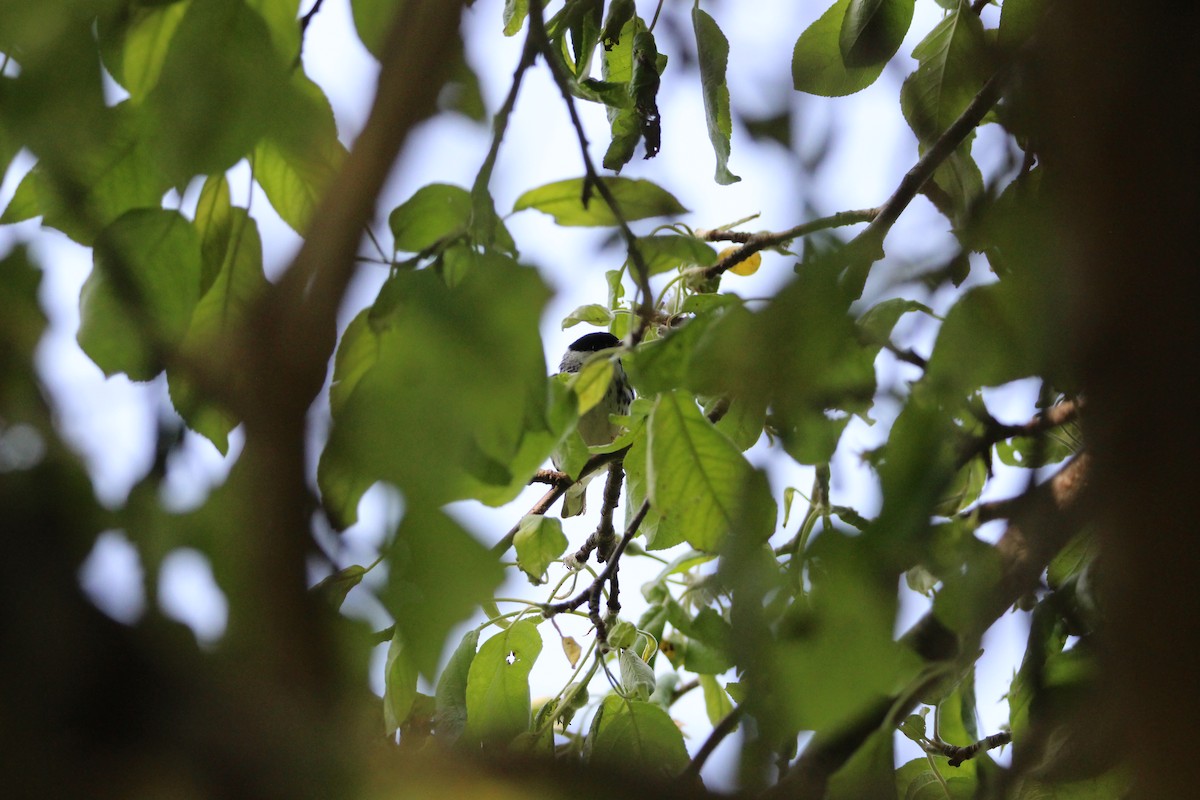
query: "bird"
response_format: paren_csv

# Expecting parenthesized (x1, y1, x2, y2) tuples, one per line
(553, 332, 633, 517)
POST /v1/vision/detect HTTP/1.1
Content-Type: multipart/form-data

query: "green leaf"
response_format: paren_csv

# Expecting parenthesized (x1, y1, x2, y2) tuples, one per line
(434, 628, 479, 741)
(699, 674, 735, 726)
(693, 9, 740, 184)
(586, 696, 689, 777)
(0, 168, 39, 225)
(168, 209, 267, 453)
(318, 257, 550, 522)
(193, 174, 233, 292)
(618, 648, 656, 700)
(253, 75, 347, 235)
(895, 757, 977, 799)
(310, 563, 367, 611)
(144, 0, 294, 180)
(839, 0, 914, 68)
(78, 209, 202, 381)
(503, 0, 529, 37)
(998, 0, 1041, 53)
(388, 183, 472, 252)
(648, 391, 774, 552)
(900, 1, 992, 143)
(856, 297, 935, 347)
(351, 0, 402, 58)
(381, 505, 504, 678)
(569, 356, 615, 415)
(118, 0, 189, 102)
(5, 104, 173, 245)
(636, 233, 717, 275)
(513, 514, 568, 583)
(562, 303, 613, 329)
(926, 280, 1052, 394)
(513, 177, 686, 227)
(827, 729, 897, 800)
(793, 0, 887, 97)
(465, 620, 543, 746)
(383, 629, 419, 734)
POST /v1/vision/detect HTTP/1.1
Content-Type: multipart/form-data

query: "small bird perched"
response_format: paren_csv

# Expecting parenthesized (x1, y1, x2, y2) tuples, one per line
(553, 332, 633, 517)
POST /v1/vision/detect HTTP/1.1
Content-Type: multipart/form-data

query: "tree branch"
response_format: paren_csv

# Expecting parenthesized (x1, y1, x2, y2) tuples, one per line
(768, 452, 1091, 797)
(526, 0, 656, 344)
(925, 730, 1012, 767)
(697, 207, 880, 280)
(681, 706, 746, 782)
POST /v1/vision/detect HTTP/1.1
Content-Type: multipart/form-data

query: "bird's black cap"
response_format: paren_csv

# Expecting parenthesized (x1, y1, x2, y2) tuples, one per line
(568, 332, 621, 352)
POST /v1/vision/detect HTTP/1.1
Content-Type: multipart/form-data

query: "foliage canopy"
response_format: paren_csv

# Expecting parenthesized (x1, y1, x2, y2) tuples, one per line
(2, 0, 1187, 798)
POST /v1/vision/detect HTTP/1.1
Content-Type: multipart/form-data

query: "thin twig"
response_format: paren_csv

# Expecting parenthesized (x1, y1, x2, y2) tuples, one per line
(526, 0, 656, 344)
(925, 730, 1012, 767)
(698, 207, 880, 280)
(294, 0, 327, 66)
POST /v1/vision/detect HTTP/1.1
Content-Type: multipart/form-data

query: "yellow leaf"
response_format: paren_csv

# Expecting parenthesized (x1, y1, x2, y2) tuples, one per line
(562, 636, 582, 668)
(719, 245, 762, 276)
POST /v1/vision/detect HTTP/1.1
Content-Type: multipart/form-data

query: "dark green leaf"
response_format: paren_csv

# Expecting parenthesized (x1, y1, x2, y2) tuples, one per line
(839, 0, 914, 68)
(168, 209, 267, 453)
(434, 628, 479, 741)
(383, 629, 419, 734)
(351, 0, 402, 58)
(586, 696, 689, 777)
(78, 209, 202, 381)
(513, 177, 686, 227)
(465, 620, 542, 746)
(827, 729, 896, 799)
(311, 563, 367, 611)
(793, 0, 887, 97)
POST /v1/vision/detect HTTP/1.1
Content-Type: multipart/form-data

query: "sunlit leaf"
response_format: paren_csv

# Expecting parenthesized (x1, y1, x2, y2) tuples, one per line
(465, 620, 543, 746)
(513, 177, 686, 226)
(434, 628, 479, 741)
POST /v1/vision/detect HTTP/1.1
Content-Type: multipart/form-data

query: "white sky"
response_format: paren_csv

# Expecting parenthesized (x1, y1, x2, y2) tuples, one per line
(0, 0, 1034, 788)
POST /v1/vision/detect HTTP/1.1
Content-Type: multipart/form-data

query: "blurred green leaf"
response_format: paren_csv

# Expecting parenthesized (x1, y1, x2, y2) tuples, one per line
(513, 177, 686, 226)
(895, 758, 977, 799)
(513, 514, 568, 583)
(465, 620, 542, 746)
(793, 0, 887, 97)
(253, 75, 347, 235)
(318, 257, 549, 523)
(586, 696, 689, 777)
(827, 729, 896, 799)
(351, 0, 402, 58)
(168, 208, 267, 453)
(311, 563, 367, 611)
(384, 629, 419, 734)
(78, 209, 202, 381)
(434, 628, 479, 741)
(699, 674, 734, 726)
(693, 8, 739, 184)
(503, 0, 529, 37)
(144, 0, 294, 179)
(381, 505, 504, 678)
(193, 174, 233, 291)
